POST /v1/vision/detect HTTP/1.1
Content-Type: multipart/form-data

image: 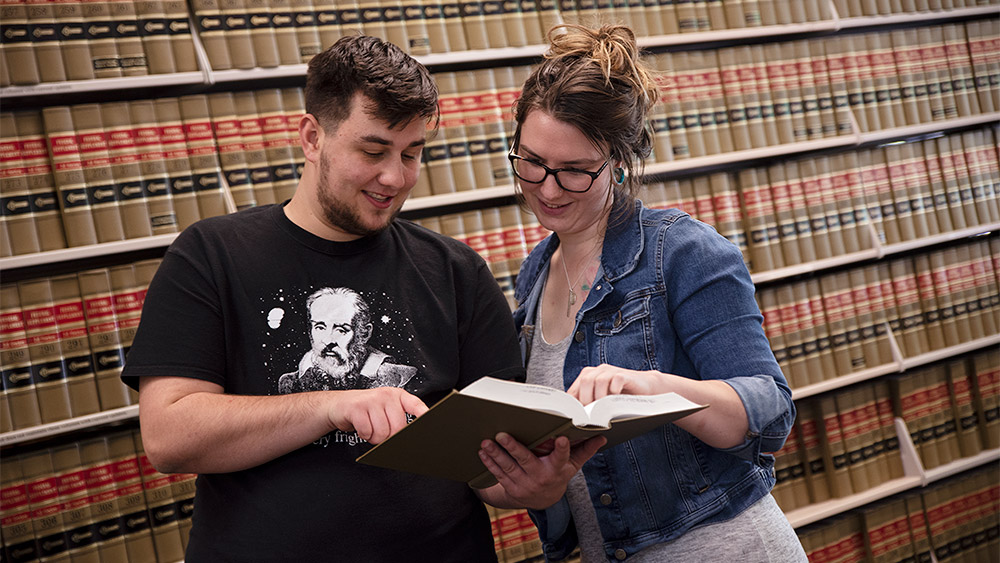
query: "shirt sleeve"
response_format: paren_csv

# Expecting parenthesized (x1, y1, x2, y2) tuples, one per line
(663, 218, 796, 459)
(120, 229, 227, 391)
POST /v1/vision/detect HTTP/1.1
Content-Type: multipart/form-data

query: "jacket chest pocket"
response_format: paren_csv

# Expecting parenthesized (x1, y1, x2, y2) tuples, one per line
(593, 295, 656, 371)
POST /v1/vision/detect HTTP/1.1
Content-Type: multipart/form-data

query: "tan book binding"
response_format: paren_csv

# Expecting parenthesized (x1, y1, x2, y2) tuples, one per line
(244, 0, 280, 67)
(162, 0, 198, 71)
(255, 89, 299, 203)
(191, 0, 233, 69)
(20, 449, 73, 560)
(48, 442, 100, 560)
(17, 278, 74, 424)
(134, 0, 178, 75)
(289, 0, 321, 62)
(78, 268, 133, 410)
(70, 104, 127, 243)
(911, 254, 946, 354)
(796, 402, 831, 505)
(357, 0, 388, 40)
(209, 92, 256, 209)
(798, 159, 833, 261)
(737, 166, 781, 272)
(153, 98, 201, 231)
(835, 153, 869, 253)
(461, 0, 491, 50)
(2, 0, 42, 85)
(127, 100, 180, 234)
(104, 101, 159, 240)
(818, 394, 854, 498)
(78, 436, 130, 560)
(2, 113, 42, 256)
(0, 455, 40, 560)
(234, 91, 278, 205)
(177, 95, 228, 220)
(41, 106, 100, 247)
(54, 0, 96, 81)
(861, 265, 893, 368)
(131, 430, 187, 562)
(26, 0, 68, 83)
(218, 0, 257, 68)
(1, 283, 43, 429)
(107, 0, 148, 75)
(269, 0, 301, 65)
(49, 273, 101, 418)
(82, 0, 125, 77)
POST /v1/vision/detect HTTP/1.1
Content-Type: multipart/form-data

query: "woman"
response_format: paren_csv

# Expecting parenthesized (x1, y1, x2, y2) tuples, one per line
(502, 24, 805, 562)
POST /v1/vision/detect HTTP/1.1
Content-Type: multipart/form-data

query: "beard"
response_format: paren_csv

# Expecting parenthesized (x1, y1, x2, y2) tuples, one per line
(317, 151, 400, 238)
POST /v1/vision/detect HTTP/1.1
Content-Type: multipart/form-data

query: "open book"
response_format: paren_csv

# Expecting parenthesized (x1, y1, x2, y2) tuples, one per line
(356, 377, 706, 488)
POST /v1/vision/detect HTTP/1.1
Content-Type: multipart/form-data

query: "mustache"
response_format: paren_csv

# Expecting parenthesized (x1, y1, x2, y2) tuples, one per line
(319, 345, 348, 363)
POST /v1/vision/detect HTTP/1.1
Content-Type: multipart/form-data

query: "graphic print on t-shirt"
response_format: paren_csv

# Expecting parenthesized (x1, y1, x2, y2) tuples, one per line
(262, 286, 425, 396)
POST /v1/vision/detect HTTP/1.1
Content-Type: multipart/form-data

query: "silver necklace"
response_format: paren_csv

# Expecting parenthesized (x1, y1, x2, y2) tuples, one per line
(559, 245, 601, 317)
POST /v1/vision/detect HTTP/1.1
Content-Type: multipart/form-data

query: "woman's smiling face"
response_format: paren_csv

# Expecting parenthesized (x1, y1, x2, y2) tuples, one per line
(515, 109, 615, 239)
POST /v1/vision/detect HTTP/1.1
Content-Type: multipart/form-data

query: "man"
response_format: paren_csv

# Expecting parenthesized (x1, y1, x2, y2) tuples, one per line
(277, 287, 420, 393)
(122, 35, 601, 562)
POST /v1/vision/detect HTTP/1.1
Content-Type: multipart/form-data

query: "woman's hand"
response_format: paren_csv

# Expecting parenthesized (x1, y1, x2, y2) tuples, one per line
(567, 364, 666, 404)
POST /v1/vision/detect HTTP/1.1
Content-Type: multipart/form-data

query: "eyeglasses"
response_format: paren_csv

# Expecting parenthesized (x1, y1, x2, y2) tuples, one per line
(508, 151, 611, 193)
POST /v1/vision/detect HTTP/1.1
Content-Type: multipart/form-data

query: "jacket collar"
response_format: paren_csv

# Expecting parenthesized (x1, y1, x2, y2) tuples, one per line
(515, 198, 645, 304)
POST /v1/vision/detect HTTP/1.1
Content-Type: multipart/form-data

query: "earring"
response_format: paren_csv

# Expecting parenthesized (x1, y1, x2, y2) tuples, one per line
(613, 167, 625, 184)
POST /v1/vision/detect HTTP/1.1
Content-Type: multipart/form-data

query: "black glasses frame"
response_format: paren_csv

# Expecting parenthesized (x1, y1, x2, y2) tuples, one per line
(507, 151, 611, 193)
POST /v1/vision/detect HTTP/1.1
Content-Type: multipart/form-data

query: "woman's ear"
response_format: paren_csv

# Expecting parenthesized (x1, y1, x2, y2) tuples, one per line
(299, 114, 323, 163)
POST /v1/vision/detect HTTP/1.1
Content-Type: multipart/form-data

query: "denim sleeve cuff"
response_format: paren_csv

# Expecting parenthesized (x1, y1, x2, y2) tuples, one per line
(720, 375, 796, 459)
(528, 497, 578, 560)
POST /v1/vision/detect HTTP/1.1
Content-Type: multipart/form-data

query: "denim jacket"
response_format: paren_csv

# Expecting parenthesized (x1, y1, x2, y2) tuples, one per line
(512, 202, 795, 561)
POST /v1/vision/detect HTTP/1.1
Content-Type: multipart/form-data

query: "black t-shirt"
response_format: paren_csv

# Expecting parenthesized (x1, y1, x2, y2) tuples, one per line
(122, 203, 523, 562)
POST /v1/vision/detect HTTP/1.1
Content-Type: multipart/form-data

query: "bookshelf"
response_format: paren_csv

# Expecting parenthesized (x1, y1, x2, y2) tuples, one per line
(2, 2, 998, 562)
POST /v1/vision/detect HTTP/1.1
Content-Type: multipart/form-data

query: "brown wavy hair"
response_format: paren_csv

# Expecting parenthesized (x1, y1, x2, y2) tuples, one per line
(512, 24, 659, 212)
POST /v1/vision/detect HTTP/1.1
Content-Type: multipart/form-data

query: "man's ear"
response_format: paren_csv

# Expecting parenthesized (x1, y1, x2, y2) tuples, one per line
(359, 322, 373, 342)
(300, 113, 324, 164)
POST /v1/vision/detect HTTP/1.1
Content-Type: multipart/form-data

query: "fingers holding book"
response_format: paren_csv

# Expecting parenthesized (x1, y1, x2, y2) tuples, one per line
(477, 432, 606, 510)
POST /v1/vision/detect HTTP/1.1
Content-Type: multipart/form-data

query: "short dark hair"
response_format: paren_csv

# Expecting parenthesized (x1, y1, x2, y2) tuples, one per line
(305, 35, 439, 131)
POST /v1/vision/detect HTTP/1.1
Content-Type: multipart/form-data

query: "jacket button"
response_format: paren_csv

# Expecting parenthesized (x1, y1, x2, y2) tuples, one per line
(615, 548, 627, 560)
(574, 331, 584, 343)
(600, 493, 612, 505)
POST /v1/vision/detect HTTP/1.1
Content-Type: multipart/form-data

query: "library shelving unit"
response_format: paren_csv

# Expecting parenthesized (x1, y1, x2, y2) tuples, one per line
(2, 4, 998, 561)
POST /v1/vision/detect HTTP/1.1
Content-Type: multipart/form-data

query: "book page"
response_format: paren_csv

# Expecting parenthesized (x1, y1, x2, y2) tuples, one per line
(460, 377, 588, 424)
(585, 393, 705, 428)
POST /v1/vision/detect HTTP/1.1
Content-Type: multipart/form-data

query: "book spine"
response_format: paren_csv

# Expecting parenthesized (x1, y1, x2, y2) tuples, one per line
(717, 47, 751, 152)
(208, 92, 256, 210)
(81, 0, 125, 77)
(127, 100, 180, 234)
(190, 0, 233, 69)
(819, 394, 854, 498)
(52, 0, 96, 81)
(78, 268, 133, 410)
(17, 278, 74, 424)
(2, 0, 42, 85)
(797, 400, 832, 504)
(243, 0, 279, 67)
(134, 0, 184, 73)
(161, 0, 197, 71)
(1, 113, 42, 256)
(103, 101, 157, 240)
(872, 379, 904, 480)
(104, 431, 158, 562)
(862, 265, 894, 368)
(780, 41, 809, 143)
(883, 144, 918, 245)
(357, 0, 387, 40)
(911, 253, 947, 353)
(21, 449, 72, 561)
(794, 40, 824, 141)
(235, 91, 277, 205)
(763, 43, 794, 145)
(1, 454, 40, 562)
(41, 106, 100, 247)
(177, 95, 227, 220)
(155, 99, 202, 229)
(1, 284, 43, 430)
(962, 130, 997, 226)
(70, 104, 127, 243)
(919, 137, 954, 233)
(952, 245, 985, 342)
(965, 21, 995, 114)
(217, 0, 256, 68)
(737, 167, 781, 272)
(286, 0, 319, 62)
(108, 0, 148, 75)
(132, 431, 188, 563)
(270, 0, 301, 65)
(786, 161, 818, 264)
(939, 134, 980, 229)
(78, 436, 130, 560)
(848, 268, 882, 370)
(255, 89, 299, 203)
(771, 419, 806, 512)
(26, 0, 68, 83)
(969, 241, 998, 339)
(798, 159, 834, 261)
(793, 280, 826, 386)
(972, 349, 999, 450)
(50, 443, 100, 560)
(942, 23, 979, 118)
(49, 273, 101, 418)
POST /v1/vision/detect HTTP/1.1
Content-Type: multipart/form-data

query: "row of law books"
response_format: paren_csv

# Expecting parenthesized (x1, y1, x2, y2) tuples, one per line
(797, 464, 999, 563)
(488, 505, 543, 562)
(415, 203, 552, 308)
(892, 350, 1000, 470)
(756, 236, 999, 389)
(774, 347, 999, 513)
(835, 0, 1000, 17)
(647, 20, 1000, 162)
(0, 0, 200, 87)
(187, 0, 836, 71)
(0, 89, 304, 256)
(1, 427, 195, 563)
(637, 124, 999, 275)
(0, 259, 161, 433)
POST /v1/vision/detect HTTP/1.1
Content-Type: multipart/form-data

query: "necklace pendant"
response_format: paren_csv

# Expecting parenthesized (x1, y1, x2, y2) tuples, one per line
(567, 289, 576, 317)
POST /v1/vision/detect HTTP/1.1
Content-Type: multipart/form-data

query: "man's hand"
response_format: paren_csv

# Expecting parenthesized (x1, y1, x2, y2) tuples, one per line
(476, 433, 606, 510)
(325, 387, 429, 444)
